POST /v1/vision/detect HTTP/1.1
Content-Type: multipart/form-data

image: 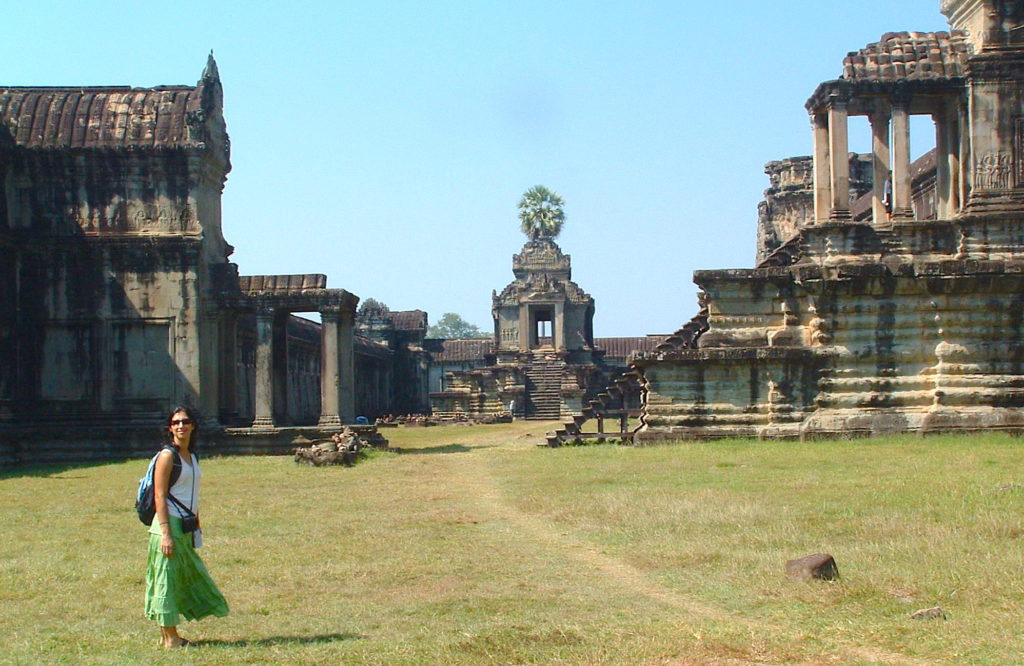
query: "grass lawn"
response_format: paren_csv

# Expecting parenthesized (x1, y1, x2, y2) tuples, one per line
(2, 422, 1022, 664)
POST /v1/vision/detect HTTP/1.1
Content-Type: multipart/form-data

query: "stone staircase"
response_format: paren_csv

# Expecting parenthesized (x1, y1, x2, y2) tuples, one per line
(544, 371, 641, 446)
(649, 307, 709, 353)
(543, 307, 709, 447)
(523, 354, 564, 419)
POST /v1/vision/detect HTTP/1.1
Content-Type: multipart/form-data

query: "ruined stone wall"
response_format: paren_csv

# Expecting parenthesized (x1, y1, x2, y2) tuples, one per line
(2, 149, 216, 426)
(431, 367, 514, 417)
(428, 358, 487, 394)
(635, 219, 1024, 442)
(757, 155, 872, 264)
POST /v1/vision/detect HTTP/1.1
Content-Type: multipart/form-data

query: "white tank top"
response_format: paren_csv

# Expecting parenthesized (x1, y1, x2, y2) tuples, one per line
(167, 452, 200, 518)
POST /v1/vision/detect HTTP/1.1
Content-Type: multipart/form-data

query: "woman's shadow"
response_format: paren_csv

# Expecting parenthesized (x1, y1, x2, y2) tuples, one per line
(195, 632, 364, 647)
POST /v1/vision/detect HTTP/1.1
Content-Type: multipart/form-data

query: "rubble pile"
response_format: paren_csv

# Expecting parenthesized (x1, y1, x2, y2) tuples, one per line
(294, 428, 365, 466)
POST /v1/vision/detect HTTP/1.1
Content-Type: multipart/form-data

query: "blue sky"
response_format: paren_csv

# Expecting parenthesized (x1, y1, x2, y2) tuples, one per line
(6, 1, 950, 336)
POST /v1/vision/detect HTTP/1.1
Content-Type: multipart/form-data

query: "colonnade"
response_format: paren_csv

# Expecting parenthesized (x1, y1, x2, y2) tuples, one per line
(250, 305, 355, 428)
(811, 93, 965, 224)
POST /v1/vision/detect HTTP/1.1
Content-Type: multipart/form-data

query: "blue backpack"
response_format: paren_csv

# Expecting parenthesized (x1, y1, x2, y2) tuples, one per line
(134, 446, 186, 525)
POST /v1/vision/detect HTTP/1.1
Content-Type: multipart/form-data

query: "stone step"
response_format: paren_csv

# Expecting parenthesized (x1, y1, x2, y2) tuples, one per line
(532, 370, 644, 449)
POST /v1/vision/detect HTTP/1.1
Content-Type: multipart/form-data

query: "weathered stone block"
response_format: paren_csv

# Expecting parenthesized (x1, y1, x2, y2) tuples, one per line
(785, 553, 839, 581)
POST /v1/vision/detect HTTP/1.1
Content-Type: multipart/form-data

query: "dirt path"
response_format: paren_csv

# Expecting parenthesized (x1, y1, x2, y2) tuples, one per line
(420, 427, 928, 666)
(457, 441, 733, 621)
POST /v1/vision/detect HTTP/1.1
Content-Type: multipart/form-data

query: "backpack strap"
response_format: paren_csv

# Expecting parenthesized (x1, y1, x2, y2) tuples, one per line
(166, 492, 197, 518)
(161, 445, 183, 487)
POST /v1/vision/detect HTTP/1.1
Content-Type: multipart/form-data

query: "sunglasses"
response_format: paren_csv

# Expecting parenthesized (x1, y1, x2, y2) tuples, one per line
(170, 418, 193, 426)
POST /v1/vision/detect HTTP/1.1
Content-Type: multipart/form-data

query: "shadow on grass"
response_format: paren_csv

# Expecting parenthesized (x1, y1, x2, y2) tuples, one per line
(393, 443, 495, 455)
(195, 632, 364, 647)
(0, 460, 124, 481)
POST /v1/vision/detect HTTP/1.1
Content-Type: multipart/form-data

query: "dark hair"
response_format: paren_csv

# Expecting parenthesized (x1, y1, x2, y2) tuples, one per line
(164, 405, 200, 451)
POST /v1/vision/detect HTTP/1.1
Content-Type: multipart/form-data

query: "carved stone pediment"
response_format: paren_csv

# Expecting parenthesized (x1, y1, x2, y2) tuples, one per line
(512, 239, 571, 280)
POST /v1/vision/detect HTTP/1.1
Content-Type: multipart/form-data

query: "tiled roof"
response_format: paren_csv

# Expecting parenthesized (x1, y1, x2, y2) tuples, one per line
(239, 274, 327, 293)
(841, 31, 971, 82)
(910, 147, 938, 181)
(286, 315, 322, 344)
(282, 316, 392, 355)
(0, 56, 224, 152)
(595, 336, 668, 359)
(425, 338, 493, 362)
(390, 310, 428, 331)
(1, 86, 208, 150)
(355, 335, 393, 359)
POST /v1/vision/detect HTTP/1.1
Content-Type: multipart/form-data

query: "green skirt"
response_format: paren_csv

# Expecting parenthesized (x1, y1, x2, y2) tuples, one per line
(145, 516, 229, 627)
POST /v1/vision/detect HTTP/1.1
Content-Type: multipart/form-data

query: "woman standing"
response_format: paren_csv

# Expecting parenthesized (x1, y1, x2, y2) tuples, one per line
(145, 406, 229, 648)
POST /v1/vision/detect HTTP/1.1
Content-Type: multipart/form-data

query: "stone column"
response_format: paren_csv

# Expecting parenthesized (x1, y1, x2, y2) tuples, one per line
(318, 309, 342, 428)
(252, 307, 275, 428)
(811, 112, 831, 223)
(554, 301, 565, 350)
(385, 362, 394, 413)
(934, 109, 951, 219)
(272, 312, 290, 425)
(958, 102, 970, 209)
(318, 307, 356, 427)
(339, 308, 355, 424)
(828, 101, 851, 220)
(890, 100, 914, 220)
(944, 98, 961, 216)
(519, 304, 530, 351)
(869, 110, 891, 225)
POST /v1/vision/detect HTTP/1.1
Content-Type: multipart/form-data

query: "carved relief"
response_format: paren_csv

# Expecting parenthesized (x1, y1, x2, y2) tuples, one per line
(1016, 118, 1024, 186)
(987, 0, 1024, 41)
(512, 239, 571, 277)
(975, 152, 1013, 189)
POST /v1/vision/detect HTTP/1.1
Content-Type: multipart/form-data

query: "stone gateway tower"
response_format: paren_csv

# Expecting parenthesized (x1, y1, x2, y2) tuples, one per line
(431, 193, 611, 420)
(492, 238, 599, 418)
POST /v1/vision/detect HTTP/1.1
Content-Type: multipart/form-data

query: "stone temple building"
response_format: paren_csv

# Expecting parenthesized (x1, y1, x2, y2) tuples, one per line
(0, 57, 425, 463)
(625, 0, 1024, 443)
(431, 235, 640, 419)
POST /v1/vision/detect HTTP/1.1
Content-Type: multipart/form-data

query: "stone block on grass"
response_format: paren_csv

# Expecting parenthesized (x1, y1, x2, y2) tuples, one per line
(785, 553, 839, 581)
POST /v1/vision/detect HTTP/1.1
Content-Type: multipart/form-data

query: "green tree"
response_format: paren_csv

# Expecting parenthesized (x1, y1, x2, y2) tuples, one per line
(428, 313, 488, 339)
(518, 185, 565, 240)
(357, 297, 390, 318)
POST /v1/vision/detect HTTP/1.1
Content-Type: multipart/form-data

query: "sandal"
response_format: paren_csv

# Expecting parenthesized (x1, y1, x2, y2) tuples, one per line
(162, 638, 191, 649)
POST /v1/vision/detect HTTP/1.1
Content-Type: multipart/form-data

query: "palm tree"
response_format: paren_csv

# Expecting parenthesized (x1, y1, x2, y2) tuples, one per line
(518, 185, 565, 240)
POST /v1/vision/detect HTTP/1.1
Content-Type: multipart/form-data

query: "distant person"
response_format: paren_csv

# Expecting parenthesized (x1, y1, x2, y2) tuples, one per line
(146, 406, 229, 648)
(883, 171, 893, 217)
(509, 399, 516, 419)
